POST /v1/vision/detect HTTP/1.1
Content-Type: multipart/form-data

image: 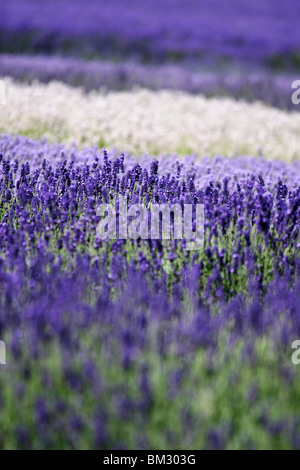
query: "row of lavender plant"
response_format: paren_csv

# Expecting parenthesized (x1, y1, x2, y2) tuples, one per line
(1, 0, 300, 68)
(0, 133, 299, 449)
(0, 55, 298, 111)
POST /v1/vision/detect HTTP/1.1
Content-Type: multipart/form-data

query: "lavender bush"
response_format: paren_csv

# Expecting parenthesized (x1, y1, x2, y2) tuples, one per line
(0, 0, 300, 68)
(0, 133, 299, 449)
(1, 80, 300, 161)
(0, 54, 298, 111)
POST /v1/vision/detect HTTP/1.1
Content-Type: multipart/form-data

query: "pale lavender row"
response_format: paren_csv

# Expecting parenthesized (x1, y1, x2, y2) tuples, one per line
(0, 133, 299, 192)
(0, 0, 300, 65)
(0, 54, 298, 111)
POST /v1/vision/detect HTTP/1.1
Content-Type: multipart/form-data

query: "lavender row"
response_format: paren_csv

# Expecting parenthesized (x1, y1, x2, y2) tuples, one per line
(1, 0, 300, 67)
(1, 133, 300, 187)
(1, 54, 298, 111)
(1, 250, 300, 449)
(0, 133, 299, 449)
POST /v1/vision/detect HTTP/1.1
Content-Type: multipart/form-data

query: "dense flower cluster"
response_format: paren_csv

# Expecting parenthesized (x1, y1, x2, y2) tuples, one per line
(0, 0, 300, 451)
(1, 0, 300, 67)
(0, 134, 299, 449)
(1, 79, 300, 161)
(0, 54, 298, 111)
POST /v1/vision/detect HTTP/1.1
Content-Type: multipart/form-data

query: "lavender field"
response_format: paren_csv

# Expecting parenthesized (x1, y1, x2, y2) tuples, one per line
(1, 0, 300, 67)
(0, 0, 299, 451)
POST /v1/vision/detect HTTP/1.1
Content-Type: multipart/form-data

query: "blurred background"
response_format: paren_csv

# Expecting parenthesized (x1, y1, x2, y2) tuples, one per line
(0, 0, 299, 110)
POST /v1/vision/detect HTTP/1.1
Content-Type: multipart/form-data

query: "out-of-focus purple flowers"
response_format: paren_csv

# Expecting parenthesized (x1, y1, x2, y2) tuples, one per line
(1, 0, 300, 68)
(0, 54, 298, 111)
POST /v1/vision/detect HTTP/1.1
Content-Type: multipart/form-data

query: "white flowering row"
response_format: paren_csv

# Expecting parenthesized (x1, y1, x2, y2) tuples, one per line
(0, 78, 299, 161)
